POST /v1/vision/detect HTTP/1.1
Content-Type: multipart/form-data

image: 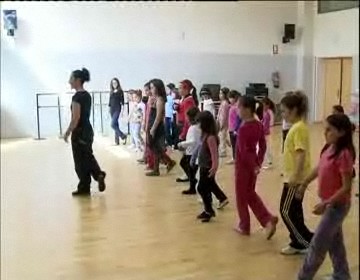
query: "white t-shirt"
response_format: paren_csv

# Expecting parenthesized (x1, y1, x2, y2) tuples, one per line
(178, 124, 201, 155)
(282, 119, 292, 130)
(203, 99, 216, 117)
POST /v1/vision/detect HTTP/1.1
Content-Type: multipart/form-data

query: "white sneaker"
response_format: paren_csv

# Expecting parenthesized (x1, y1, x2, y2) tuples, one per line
(226, 159, 234, 165)
(280, 246, 308, 255)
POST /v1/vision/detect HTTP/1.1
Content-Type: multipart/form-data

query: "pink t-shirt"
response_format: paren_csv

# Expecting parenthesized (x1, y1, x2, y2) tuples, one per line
(228, 105, 238, 132)
(318, 147, 354, 203)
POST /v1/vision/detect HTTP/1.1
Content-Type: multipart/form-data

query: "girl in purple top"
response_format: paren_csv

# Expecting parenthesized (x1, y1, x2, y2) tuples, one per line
(261, 97, 275, 169)
(227, 90, 241, 164)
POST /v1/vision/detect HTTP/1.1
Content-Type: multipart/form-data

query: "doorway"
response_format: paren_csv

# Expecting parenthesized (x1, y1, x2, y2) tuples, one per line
(316, 57, 353, 121)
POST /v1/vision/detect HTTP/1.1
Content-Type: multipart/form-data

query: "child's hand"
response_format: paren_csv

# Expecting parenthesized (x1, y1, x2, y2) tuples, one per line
(295, 185, 306, 200)
(208, 165, 218, 178)
(312, 202, 327, 215)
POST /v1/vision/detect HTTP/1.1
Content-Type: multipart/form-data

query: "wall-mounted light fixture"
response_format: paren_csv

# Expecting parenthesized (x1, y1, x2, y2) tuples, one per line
(3, 10, 17, 36)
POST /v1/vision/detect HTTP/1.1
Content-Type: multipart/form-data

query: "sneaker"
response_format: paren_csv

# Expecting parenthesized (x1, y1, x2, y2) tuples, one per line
(72, 190, 91, 197)
(280, 246, 308, 255)
(146, 170, 160, 177)
(176, 177, 189, 183)
(98, 172, 106, 192)
(233, 227, 250, 236)
(226, 159, 234, 165)
(196, 211, 215, 222)
(182, 189, 196, 195)
(265, 216, 278, 240)
(137, 158, 146, 164)
(217, 199, 229, 210)
(262, 164, 273, 170)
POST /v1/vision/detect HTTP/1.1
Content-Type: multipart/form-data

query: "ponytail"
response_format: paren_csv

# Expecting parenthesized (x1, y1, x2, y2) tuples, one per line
(191, 87, 199, 107)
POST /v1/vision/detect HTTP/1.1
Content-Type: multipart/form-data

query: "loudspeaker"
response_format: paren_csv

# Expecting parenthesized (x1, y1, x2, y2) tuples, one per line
(284, 24, 295, 39)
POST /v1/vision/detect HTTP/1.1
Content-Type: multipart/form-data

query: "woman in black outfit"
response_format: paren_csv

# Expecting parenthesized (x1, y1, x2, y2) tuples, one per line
(64, 68, 106, 196)
(109, 78, 127, 145)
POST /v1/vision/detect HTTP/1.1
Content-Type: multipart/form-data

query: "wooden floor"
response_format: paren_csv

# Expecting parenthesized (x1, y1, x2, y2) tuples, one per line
(1, 125, 359, 280)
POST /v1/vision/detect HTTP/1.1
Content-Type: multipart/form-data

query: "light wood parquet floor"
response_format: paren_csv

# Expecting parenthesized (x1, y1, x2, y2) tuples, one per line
(1, 125, 359, 280)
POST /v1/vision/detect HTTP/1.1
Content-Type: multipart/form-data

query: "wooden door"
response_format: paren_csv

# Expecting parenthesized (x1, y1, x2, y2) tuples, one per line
(341, 58, 353, 113)
(323, 58, 341, 118)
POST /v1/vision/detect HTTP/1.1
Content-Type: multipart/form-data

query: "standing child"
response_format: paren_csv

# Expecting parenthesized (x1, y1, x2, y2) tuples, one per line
(280, 91, 313, 255)
(297, 114, 355, 280)
(178, 107, 201, 195)
(129, 90, 145, 152)
(165, 84, 175, 148)
(280, 92, 294, 177)
(192, 111, 228, 222)
(200, 88, 216, 117)
(217, 87, 231, 158)
(227, 90, 241, 165)
(261, 97, 275, 169)
(235, 95, 278, 238)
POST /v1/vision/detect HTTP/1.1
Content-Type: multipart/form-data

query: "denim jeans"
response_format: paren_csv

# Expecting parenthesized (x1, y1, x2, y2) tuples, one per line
(111, 111, 126, 144)
(298, 203, 351, 280)
(165, 117, 173, 146)
(130, 122, 143, 150)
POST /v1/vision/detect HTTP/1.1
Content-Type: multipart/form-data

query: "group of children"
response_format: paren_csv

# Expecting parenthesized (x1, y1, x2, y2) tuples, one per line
(111, 78, 356, 280)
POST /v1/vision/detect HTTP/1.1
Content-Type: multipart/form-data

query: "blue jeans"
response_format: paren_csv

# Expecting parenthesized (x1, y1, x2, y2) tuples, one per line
(130, 122, 143, 150)
(165, 117, 173, 146)
(111, 111, 126, 143)
(298, 203, 351, 280)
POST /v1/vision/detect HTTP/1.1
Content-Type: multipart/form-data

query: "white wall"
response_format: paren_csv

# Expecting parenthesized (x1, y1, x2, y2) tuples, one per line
(312, 5, 359, 121)
(313, 5, 359, 91)
(1, 1, 300, 138)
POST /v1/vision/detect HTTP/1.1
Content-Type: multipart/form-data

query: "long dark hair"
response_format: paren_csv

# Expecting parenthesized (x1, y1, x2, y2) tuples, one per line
(198, 110, 219, 143)
(321, 114, 356, 161)
(220, 87, 230, 102)
(150, 79, 167, 102)
(281, 90, 308, 118)
(110, 78, 122, 93)
(72, 68, 90, 84)
(239, 95, 256, 114)
(181, 79, 199, 106)
(262, 97, 276, 113)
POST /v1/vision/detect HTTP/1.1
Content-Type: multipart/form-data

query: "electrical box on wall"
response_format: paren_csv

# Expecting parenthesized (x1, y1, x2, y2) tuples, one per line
(3, 10, 17, 36)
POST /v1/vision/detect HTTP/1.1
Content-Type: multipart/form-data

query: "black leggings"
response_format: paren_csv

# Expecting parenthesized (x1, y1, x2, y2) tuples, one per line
(180, 155, 198, 192)
(229, 131, 237, 159)
(197, 168, 227, 214)
(282, 129, 289, 153)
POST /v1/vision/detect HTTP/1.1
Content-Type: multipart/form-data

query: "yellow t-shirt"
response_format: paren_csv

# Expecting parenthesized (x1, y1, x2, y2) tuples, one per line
(283, 120, 311, 183)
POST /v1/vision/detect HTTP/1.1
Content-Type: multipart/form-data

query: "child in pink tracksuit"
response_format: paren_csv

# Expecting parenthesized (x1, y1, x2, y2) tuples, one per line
(235, 95, 278, 239)
(261, 97, 275, 169)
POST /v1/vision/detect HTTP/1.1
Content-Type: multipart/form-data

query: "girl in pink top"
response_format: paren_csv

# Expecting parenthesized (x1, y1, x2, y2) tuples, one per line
(217, 87, 230, 158)
(261, 97, 275, 169)
(227, 90, 241, 164)
(297, 114, 355, 280)
(235, 95, 278, 238)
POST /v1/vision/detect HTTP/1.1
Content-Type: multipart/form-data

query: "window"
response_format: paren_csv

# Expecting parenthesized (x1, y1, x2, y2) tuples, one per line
(318, 0, 359, 14)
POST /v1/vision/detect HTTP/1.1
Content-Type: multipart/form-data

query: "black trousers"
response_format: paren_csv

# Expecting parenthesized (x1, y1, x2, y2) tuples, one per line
(173, 122, 184, 148)
(165, 117, 173, 146)
(180, 155, 198, 192)
(229, 131, 237, 160)
(280, 184, 313, 249)
(282, 129, 289, 153)
(71, 132, 103, 191)
(197, 167, 227, 214)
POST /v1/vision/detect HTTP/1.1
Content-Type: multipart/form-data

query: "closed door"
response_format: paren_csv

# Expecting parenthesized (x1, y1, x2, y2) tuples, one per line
(341, 58, 353, 113)
(323, 58, 341, 118)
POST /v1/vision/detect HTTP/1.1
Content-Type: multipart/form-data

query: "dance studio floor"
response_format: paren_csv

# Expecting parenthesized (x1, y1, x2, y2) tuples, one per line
(1, 125, 359, 280)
